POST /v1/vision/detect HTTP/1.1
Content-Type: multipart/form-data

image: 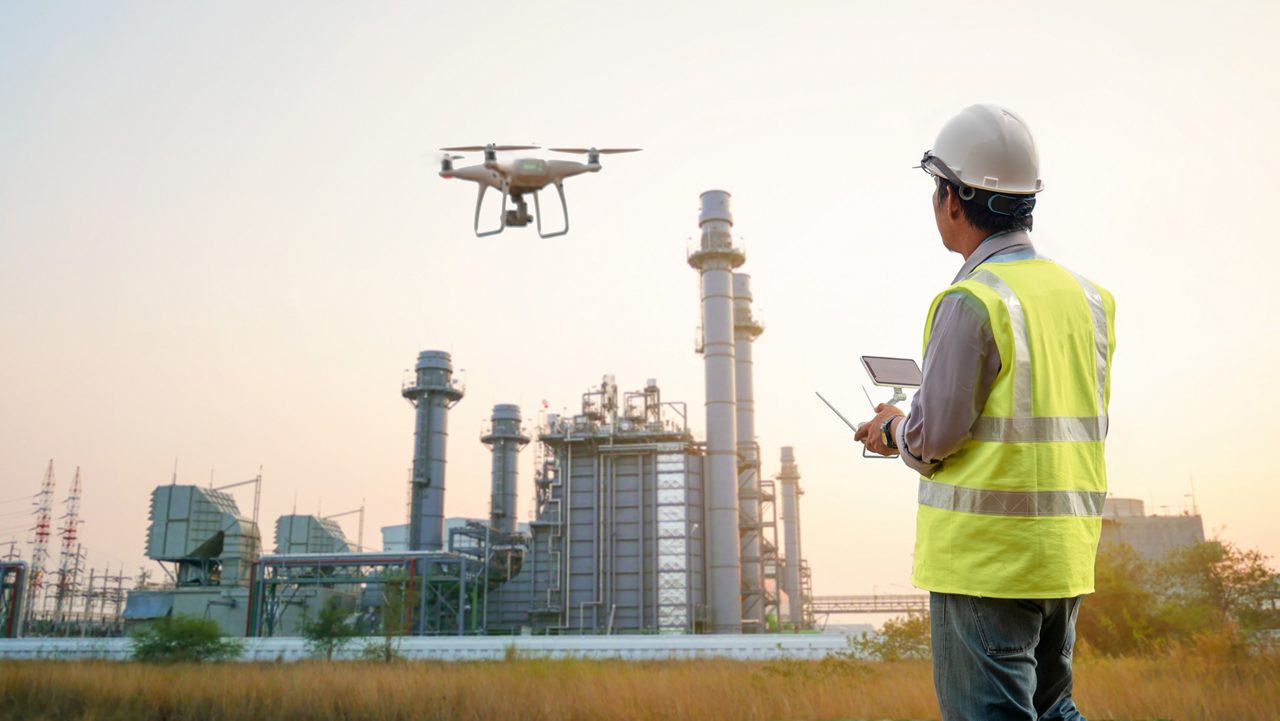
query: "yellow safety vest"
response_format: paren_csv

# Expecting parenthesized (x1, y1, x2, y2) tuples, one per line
(912, 258, 1116, 598)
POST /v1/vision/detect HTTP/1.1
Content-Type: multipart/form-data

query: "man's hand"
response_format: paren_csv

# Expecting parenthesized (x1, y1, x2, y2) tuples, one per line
(854, 403, 906, 457)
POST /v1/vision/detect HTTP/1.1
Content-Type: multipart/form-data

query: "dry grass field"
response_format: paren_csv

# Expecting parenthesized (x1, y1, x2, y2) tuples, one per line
(1, 650, 1277, 721)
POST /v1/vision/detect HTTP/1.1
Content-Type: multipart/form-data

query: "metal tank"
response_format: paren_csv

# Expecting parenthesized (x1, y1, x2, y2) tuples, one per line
(481, 404, 530, 534)
(402, 350, 465, 551)
(733, 272, 766, 630)
(777, 446, 804, 627)
(687, 190, 745, 633)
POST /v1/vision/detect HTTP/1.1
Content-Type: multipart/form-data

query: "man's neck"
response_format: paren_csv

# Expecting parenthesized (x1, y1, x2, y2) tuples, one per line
(957, 230, 996, 260)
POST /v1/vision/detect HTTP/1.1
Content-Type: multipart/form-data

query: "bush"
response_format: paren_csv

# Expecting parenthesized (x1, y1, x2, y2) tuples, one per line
(300, 597, 358, 661)
(357, 638, 404, 663)
(849, 612, 931, 661)
(131, 614, 244, 663)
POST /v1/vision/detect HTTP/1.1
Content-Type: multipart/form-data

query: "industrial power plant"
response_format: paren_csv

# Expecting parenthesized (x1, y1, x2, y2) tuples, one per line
(0, 190, 821, 640)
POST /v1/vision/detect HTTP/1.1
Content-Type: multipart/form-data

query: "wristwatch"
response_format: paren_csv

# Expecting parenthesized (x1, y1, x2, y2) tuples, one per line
(880, 416, 899, 450)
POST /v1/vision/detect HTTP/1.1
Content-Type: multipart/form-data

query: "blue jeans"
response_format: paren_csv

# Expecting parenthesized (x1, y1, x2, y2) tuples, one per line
(930, 592, 1086, 721)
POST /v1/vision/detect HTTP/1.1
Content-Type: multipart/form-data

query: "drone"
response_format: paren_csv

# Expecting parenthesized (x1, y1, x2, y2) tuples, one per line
(437, 143, 640, 238)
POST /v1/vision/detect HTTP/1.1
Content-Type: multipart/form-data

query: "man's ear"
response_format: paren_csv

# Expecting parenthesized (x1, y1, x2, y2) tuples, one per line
(945, 187, 965, 223)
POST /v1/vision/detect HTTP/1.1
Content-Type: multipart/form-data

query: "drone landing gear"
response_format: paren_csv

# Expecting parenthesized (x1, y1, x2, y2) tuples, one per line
(473, 183, 507, 237)
(474, 183, 533, 237)
(471, 183, 570, 239)
(532, 181, 569, 239)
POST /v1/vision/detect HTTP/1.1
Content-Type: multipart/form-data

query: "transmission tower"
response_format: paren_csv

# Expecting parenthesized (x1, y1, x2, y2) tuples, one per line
(54, 468, 83, 622)
(26, 461, 55, 625)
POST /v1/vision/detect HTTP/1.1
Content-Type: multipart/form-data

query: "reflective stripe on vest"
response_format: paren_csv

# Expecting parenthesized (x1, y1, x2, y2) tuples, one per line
(971, 415, 1107, 443)
(1071, 271, 1111, 418)
(919, 478, 1107, 517)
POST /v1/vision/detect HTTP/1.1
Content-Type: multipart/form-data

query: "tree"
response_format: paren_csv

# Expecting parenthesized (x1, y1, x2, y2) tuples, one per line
(301, 597, 357, 661)
(131, 614, 244, 663)
(1077, 538, 1279, 655)
(1076, 542, 1159, 655)
(849, 612, 931, 661)
(359, 569, 412, 663)
(1154, 539, 1277, 634)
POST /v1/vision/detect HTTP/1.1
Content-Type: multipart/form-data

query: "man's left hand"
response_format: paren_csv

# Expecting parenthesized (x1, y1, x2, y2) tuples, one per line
(854, 403, 906, 456)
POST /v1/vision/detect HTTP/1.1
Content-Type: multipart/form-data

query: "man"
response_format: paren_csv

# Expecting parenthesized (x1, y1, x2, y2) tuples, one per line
(854, 104, 1116, 721)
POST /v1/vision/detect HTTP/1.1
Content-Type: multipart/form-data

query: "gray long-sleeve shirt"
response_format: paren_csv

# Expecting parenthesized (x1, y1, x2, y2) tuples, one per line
(894, 230, 1038, 476)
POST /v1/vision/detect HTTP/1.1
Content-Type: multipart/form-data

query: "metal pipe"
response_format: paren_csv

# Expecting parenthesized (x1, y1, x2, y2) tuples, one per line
(778, 446, 804, 628)
(687, 189, 745, 633)
(640, 453, 647, 630)
(481, 404, 529, 534)
(403, 350, 464, 551)
(733, 272, 766, 629)
(562, 443, 572, 628)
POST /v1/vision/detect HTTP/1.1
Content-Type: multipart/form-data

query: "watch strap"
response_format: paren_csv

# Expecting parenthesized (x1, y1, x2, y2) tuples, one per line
(881, 416, 899, 449)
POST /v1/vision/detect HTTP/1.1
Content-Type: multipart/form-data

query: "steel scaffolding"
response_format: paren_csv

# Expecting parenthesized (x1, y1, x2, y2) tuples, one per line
(247, 551, 486, 637)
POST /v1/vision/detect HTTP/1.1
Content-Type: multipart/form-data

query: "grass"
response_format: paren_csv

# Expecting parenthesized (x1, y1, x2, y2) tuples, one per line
(0, 650, 1276, 720)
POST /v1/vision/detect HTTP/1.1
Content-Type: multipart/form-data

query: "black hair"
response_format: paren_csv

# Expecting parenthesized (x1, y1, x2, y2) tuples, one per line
(935, 178, 1035, 233)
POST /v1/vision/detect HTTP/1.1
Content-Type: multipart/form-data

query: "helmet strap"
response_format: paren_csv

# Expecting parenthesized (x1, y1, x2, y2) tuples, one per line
(985, 193, 1037, 218)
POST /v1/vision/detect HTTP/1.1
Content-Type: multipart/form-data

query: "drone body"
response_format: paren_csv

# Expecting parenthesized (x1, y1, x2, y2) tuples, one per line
(438, 144, 640, 238)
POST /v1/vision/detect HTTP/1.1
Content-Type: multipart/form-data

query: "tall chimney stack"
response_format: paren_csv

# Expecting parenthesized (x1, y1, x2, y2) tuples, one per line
(688, 190, 745, 633)
(481, 404, 529, 534)
(778, 446, 804, 628)
(402, 350, 464, 551)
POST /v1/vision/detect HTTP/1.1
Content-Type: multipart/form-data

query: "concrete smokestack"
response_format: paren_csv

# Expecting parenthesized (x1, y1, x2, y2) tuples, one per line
(733, 272, 765, 629)
(778, 446, 804, 627)
(402, 350, 464, 551)
(481, 404, 529, 534)
(688, 189, 745, 633)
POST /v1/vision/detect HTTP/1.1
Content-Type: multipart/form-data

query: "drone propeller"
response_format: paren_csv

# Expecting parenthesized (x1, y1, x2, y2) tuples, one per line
(428, 152, 466, 172)
(440, 144, 541, 152)
(549, 147, 642, 155)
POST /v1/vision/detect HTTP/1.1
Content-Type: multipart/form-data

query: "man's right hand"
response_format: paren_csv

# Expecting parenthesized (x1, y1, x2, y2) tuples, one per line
(855, 403, 904, 456)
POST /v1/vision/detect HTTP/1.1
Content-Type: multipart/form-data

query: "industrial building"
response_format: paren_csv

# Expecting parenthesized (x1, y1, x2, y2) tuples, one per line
(59, 189, 814, 640)
(1099, 497, 1205, 562)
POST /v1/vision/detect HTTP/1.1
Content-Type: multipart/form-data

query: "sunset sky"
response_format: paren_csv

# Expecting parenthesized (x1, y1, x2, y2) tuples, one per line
(2, 1, 1278, 599)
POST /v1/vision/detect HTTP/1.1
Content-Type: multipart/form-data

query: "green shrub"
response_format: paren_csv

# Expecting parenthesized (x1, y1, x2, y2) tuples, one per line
(849, 612, 931, 661)
(300, 597, 358, 660)
(131, 614, 244, 663)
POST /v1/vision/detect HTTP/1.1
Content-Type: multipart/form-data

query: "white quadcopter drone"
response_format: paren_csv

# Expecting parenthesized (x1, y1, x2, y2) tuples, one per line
(437, 143, 640, 238)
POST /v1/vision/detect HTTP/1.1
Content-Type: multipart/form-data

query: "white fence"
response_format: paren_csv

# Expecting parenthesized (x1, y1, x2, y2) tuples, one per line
(0, 633, 853, 662)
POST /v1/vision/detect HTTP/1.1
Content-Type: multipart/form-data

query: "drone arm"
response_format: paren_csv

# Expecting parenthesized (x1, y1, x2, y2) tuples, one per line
(534, 181, 570, 239)
(544, 159, 595, 181)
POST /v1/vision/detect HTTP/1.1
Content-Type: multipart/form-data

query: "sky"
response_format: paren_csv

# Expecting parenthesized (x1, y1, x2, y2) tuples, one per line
(2, 1, 1278, 601)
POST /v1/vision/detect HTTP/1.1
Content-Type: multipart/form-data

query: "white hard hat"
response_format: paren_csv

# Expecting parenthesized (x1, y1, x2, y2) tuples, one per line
(919, 104, 1043, 195)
